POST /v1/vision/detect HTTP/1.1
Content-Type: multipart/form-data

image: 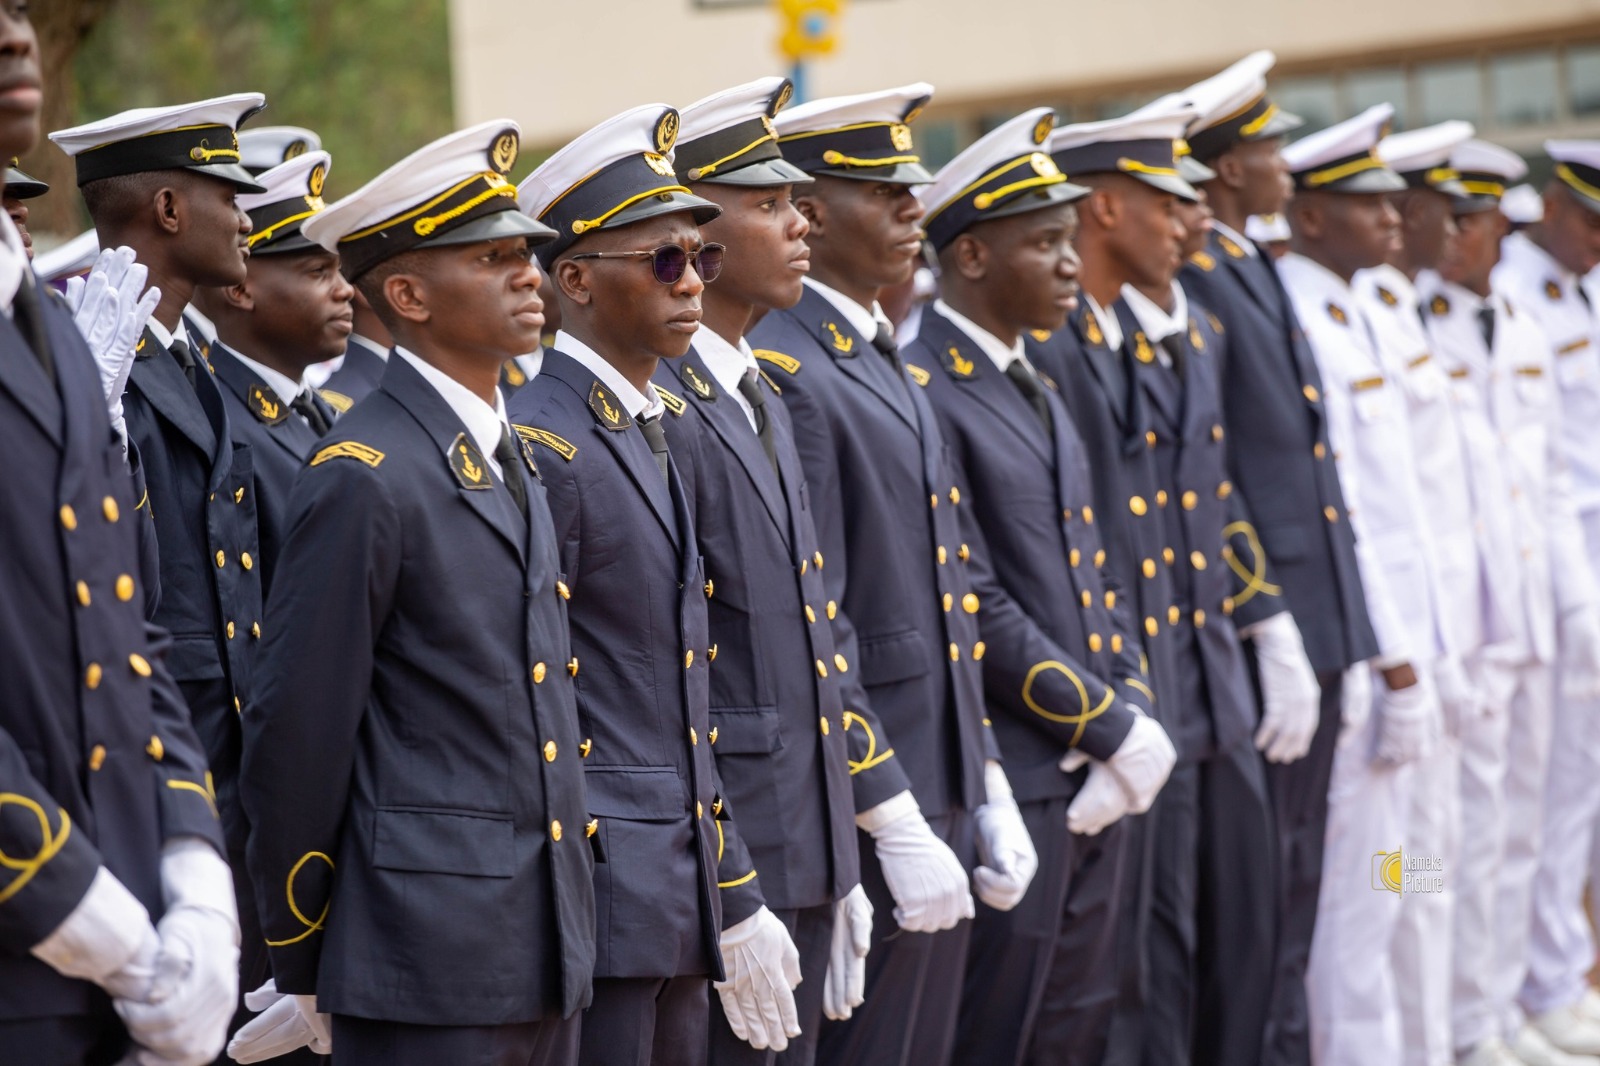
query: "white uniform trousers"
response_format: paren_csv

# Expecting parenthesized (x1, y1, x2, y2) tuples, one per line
(1395, 731, 1461, 1066)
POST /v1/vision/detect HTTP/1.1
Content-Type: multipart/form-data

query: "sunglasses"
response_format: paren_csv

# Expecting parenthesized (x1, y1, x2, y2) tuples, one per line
(569, 243, 725, 285)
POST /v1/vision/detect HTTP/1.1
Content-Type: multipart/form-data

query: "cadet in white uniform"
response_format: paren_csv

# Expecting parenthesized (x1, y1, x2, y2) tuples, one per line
(1277, 105, 1444, 1066)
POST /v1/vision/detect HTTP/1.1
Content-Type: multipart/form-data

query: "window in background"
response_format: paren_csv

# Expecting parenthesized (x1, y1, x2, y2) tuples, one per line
(1493, 50, 1558, 127)
(918, 119, 961, 170)
(1276, 76, 1338, 137)
(1345, 67, 1408, 127)
(1418, 59, 1483, 126)
(1570, 43, 1600, 117)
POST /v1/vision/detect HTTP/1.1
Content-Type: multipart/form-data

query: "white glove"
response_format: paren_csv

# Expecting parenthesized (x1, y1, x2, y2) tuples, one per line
(1431, 655, 1475, 738)
(1065, 762, 1131, 837)
(1561, 609, 1600, 700)
(857, 791, 974, 933)
(715, 905, 802, 1052)
(1097, 713, 1176, 815)
(823, 885, 873, 1021)
(971, 760, 1038, 911)
(1248, 611, 1322, 764)
(226, 980, 331, 1062)
(116, 839, 240, 1066)
(1375, 672, 1439, 765)
(66, 246, 161, 446)
(1339, 661, 1373, 738)
(31, 866, 162, 1000)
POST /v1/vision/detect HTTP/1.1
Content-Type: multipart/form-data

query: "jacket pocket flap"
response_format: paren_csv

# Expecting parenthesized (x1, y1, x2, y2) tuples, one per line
(708, 707, 782, 755)
(372, 807, 515, 877)
(858, 629, 931, 687)
(583, 767, 686, 821)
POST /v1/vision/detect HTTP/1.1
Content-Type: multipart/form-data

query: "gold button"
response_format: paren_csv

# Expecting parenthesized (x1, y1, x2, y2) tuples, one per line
(586, 819, 598, 838)
(943, 593, 953, 612)
(241, 552, 254, 571)
(1105, 591, 1116, 609)
(709, 727, 719, 744)
(684, 649, 694, 668)
(958, 544, 970, 562)
(581, 739, 593, 758)
(1223, 596, 1236, 616)
(550, 820, 562, 842)
(1212, 424, 1224, 442)
(930, 493, 939, 509)
(556, 581, 571, 600)
(226, 621, 236, 639)
(1303, 384, 1320, 402)
(973, 641, 986, 660)
(1324, 505, 1339, 523)
(234, 487, 244, 504)
(1094, 549, 1106, 567)
(1314, 442, 1327, 460)
(806, 605, 817, 623)
(1167, 605, 1181, 625)
(826, 601, 838, 620)
(814, 551, 825, 569)
(1069, 549, 1081, 567)
(116, 574, 135, 601)
(1191, 551, 1208, 570)
(800, 558, 808, 574)
(1129, 495, 1148, 516)
(962, 593, 980, 614)
(86, 663, 102, 690)
(235, 697, 241, 713)
(1216, 481, 1232, 500)
(1155, 490, 1169, 508)
(691, 727, 699, 746)
(1162, 547, 1176, 566)
(1182, 490, 1198, 511)
(89, 744, 106, 771)
(1143, 558, 1157, 579)
(937, 546, 948, 564)
(252, 622, 262, 639)
(544, 741, 557, 762)
(949, 643, 960, 662)
(816, 659, 828, 678)
(102, 497, 120, 523)
(949, 487, 961, 505)
(1081, 589, 1093, 608)
(1145, 616, 1159, 637)
(820, 716, 830, 735)
(146, 735, 164, 761)
(834, 653, 849, 672)
(709, 644, 719, 662)
(697, 802, 704, 819)
(1111, 634, 1123, 653)
(568, 657, 579, 677)
(1194, 609, 1207, 628)
(1083, 506, 1094, 524)
(533, 662, 547, 683)
(129, 653, 151, 677)
(1089, 633, 1103, 652)
(75, 581, 90, 606)
(1146, 430, 1157, 448)
(215, 550, 226, 568)
(705, 579, 715, 598)
(60, 505, 77, 531)
(1063, 508, 1074, 522)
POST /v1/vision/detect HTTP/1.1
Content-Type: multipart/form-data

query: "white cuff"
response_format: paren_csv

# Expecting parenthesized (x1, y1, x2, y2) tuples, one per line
(982, 759, 1013, 806)
(855, 790, 919, 833)
(161, 836, 238, 932)
(31, 867, 153, 983)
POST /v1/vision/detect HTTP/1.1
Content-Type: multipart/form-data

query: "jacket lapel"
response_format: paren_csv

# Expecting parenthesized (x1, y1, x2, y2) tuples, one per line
(210, 345, 320, 461)
(798, 287, 918, 432)
(1074, 304, 1137, 434)
(128, 328, 218, 455)
(1218, 232, 1282, 323)
(922, 308, 1051, 464)
(0, 297, 61, 446)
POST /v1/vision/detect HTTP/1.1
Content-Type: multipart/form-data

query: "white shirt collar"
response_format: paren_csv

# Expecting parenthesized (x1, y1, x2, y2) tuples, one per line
(0, 211, 27, 315)
(1084, 293, 1124, 351)
(1118, 283, 1187, 344)
(1211, 219, 1259, 258)
(1504, 230, 1576, 285)
(393, 346, 512, 477)
(804, 276, 891, 344)
(144, 312, 189, 354)
(931, 299, 1027, 373)
(555, 329, 664, 421)
(695, 327, 760, 431)
(347, 332, 390, 361)
(512, 347, 543, 380)
(227, 347, 307, 406)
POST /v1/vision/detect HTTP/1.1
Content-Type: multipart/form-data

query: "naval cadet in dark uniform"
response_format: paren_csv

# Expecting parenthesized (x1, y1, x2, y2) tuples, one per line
(317, 288, 390, 413)
(2, 16, 237, 1061)
(908, 107, 1176, 1066)
(656, 76, 874, 1066)
(233, 119, 595, 1066)
(1177, 52, 1378, 1066)
(755, 84, 1034, 1066)
(513, 104, 795, 1066)
(198, 150, 348, 594)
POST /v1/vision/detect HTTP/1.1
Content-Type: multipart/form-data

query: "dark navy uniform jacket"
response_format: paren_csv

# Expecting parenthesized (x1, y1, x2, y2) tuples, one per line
(317, 334, 386, 413)
(210, 344, 334, 595)
(750, 286, 996, 822)
(123, 325, 263, 858)
(1114, 297, 1257, 763)
(908, 306, 1143, 804)
(651, 346, 860, 914)
(509, 348, 756, 977)
(241, 353, 595, 1024)
(1180, 231, 1376, 675)
(0, 282, 223, 1021)
(1029, 304, 1182, 732)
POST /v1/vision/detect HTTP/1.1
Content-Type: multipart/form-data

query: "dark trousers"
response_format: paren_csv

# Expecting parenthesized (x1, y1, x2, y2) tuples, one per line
(709, 903, 834, 1066)
(1099, 792, 1158, 1066)
(1191, 738, 1278, 1066)
(333, 1012, 579, 1065)
(1260, 670, 1345, 1066)
(0, 999, 128, 1065)
(578, 975, 708, 1066)
(818, 809, 974, 1066)
(954, 795, 1126, 1066)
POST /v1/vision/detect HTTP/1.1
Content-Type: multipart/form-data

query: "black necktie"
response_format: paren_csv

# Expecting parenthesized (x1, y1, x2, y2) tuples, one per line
(736, 369, 779, 473)
(494, 425, 529, 517)
(170, 337, 197, 389)
(1158, 334, 1184, 375)
(1477, 305, 1496, 352)
(1004, 359, 1051, 432)
(638, 414, 670, 483)
(871, 321, 913, 406)
(10, 276, 53, 383)
(291, 389, 332, 436)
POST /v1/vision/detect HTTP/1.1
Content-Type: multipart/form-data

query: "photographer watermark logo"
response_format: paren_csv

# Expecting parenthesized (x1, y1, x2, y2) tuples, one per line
(1371, 848, 1445, 894)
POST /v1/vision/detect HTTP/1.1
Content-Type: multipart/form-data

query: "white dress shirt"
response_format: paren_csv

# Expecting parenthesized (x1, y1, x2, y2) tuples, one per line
(1083, 293, 1124, 351)
(0, 210, 28, 316)
(554, 329, 664, 421)
(931, 298, 1032, 374)
(804, 276, 893, 344)
(228, 348, 309, 407)
(1119, 282, 1189, 364)
(393, 347, 513, 478)
(695, 327, 761, 431)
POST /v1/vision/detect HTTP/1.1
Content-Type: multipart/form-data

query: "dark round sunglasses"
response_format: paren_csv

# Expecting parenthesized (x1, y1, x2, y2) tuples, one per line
(568, 243, 725, 285)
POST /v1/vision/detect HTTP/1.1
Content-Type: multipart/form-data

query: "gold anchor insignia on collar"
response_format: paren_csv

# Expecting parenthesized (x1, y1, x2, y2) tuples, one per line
(502, 360, 527, 387)
(1189, 319, 1205, 350)
(248, 384, 288, 425)
(1429, 294, 1450, 316)
(1326, 302, 1349, 326)
(1134, 333, 1156, 363)
(1189, 250, 1216, 271)
(449, 433, 493, 490)
(1377, 286, 1398, 307)
(1217, 234, 1246, 259)
(1083, 310, 1104, 346)
(588, 381, 633, 431)
(942, 345, 975, 378)
(824, 322, 855, 354)
(1546, 279, 1563, 300)
(682, 363, 716, 400)
(1029, 328, 1052, 343)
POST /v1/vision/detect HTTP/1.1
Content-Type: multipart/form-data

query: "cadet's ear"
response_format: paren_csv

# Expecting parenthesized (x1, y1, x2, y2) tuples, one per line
(950, 232, 988, 281)
(1288, 197, 1323, 242)
(1212, 148, 1248, 193)
(383, 271, 430, 325)
(555, 258, 592, 307)
(794, 192, 824, 236)
(152, 185, 183, 237)
(1084, 185, 1119, 230)
(218, 280, 253, 312)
